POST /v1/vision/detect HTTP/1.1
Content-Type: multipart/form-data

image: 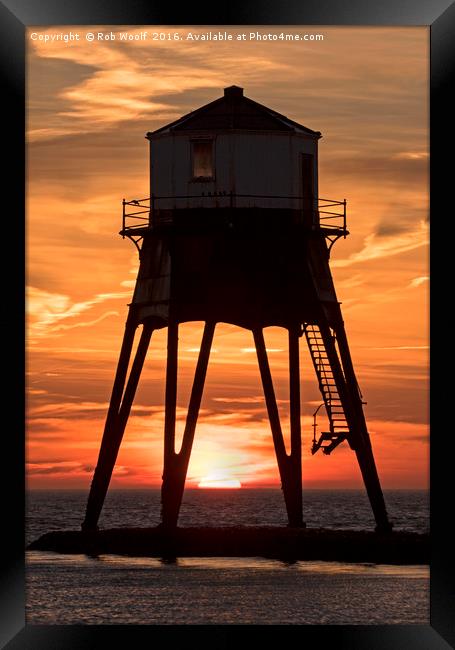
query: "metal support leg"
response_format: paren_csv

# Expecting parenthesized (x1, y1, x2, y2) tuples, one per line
(354, 439, 392, 533)
(253, 328, 304, 527)
(161, 321, 216, 528)
(161, 321, 179, 527)
(161, 321, 215, 528)
(330, 318, 392, 533)
(288, 326, 304, 526)
(82, 321, 153, 531)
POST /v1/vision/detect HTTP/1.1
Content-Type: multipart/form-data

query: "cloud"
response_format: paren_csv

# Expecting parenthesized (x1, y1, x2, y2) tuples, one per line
(47, 310, 120, 333)
(29, 26, 427, 145)
(336, 274, 365, 290)
(112, 465, 140, 477)
(373, 200, 428, 239)
(323, 153, 428, 187)
(212, 396, 265, 404)
(392, 152, 429, 160)
(374, 221, 412, 238)
(185, 347, 219, 353)
(212, 396, 289, 406)
(332, 220, 428, 268)
(28, 27, 291, 139)
(28, 127, 89, 143)
(241, 348, 284, 353)
(368, 345, 428, 351)
(28, 401, 111, 419)
(27, 285, 131, 338)
(26, 460, 92, 475)
(409, 276, 429, 288)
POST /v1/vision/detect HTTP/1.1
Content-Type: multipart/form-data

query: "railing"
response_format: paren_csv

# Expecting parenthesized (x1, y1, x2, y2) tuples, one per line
(121, 194, 347, 235)
(122, 197, 151, 233)
(318, 197, 347, 232)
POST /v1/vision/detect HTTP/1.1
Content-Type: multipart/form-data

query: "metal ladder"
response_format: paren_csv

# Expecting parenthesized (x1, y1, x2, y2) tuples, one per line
(304, 323, 350, 455)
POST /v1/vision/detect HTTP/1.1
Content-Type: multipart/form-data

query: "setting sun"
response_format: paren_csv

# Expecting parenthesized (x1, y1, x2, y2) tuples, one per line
(198, 470, 242, 489)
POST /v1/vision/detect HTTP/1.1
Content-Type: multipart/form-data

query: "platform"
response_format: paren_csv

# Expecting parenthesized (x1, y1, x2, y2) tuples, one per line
(28, 526, 428, 565)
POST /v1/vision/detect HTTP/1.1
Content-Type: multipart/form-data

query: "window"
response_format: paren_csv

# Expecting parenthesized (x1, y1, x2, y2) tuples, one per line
(192, 140, 214, 179)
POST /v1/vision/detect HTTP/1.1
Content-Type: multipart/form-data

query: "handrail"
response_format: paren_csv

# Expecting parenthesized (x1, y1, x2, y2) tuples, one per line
(123, 194, 345, 203)
(121, 193, 347, 236)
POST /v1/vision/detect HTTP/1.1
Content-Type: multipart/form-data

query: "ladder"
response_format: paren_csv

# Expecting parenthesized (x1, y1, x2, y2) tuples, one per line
(304, 323, 350, 455)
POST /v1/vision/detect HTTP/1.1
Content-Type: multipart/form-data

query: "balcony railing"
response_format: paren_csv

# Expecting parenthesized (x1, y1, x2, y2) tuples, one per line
(121, 194, 347, 236)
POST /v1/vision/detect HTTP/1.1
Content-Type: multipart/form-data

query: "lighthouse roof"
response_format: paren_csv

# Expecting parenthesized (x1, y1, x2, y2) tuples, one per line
(146, 86, 321, 138)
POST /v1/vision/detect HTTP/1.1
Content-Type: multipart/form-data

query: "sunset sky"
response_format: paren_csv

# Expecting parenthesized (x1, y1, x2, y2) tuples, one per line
(26, 26, 429, 490)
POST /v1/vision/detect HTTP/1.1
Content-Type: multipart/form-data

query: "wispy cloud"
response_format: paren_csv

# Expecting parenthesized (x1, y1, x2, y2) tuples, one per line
(212, 396, 264, 404)
(27, 460, 92, 476)
(28, 27, 291, 139)
(409, 276, 429, 288)
(392, 151, 429, 160)
(332, 221, 428, 268)
(212, 396, 289, 405)
(47, 310, 119, 333)
(241, 348, 284, 353)
(368, 345, 429, 351)
(27, 286, 131, 339)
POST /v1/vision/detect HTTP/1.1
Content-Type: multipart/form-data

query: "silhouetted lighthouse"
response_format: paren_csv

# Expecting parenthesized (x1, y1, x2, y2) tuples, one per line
(82, 86, 392, 532)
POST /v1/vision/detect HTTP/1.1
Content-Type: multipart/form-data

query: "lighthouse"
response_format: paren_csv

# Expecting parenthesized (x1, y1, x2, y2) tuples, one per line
(82, 85, 392, 533)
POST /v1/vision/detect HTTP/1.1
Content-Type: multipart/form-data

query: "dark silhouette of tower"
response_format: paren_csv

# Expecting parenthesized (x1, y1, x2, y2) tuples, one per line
(82, 86, 392, 533)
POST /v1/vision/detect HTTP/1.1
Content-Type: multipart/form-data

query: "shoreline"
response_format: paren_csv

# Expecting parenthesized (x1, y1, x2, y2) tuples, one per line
(28, 526, 429, 565)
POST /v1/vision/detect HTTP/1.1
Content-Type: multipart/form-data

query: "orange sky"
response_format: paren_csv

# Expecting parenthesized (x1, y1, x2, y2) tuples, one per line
(26, 26, 429, 490)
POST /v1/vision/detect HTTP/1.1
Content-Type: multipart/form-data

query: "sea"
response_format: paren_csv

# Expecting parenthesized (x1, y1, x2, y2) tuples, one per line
(26, 488, 429, 625)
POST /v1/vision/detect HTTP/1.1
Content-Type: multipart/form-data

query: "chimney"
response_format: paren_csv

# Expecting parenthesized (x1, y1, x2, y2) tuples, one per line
(224, 85, 244, 98)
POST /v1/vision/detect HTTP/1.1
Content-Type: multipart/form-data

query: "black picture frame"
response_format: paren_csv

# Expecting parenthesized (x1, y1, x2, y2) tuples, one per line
(1, 0, 453, 647)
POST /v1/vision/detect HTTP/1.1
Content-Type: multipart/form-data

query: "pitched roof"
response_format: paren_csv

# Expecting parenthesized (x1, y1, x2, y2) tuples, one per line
(146, 86, 321, 138)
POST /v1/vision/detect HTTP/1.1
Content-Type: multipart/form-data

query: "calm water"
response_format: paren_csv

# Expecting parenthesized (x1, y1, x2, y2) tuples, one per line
(26, 489, 429, 625)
